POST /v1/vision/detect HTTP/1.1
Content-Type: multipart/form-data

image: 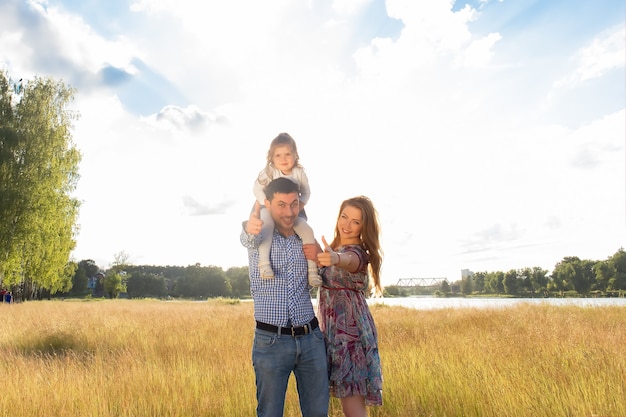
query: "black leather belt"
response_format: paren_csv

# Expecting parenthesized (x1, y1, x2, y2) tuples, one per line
(256, 317, 319, 337)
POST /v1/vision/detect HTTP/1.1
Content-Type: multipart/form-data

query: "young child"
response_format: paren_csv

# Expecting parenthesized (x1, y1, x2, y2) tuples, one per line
(253, 133, 322, 287)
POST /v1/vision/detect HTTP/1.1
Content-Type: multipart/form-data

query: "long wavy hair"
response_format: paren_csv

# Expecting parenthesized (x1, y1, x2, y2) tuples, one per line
(257, 133, 302, 186)
(329, 196, 383, 296)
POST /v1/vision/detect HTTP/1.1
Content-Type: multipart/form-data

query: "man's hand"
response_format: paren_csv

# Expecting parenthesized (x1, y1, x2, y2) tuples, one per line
(303, 242, 322, 263)
(246, 201, 264, 235)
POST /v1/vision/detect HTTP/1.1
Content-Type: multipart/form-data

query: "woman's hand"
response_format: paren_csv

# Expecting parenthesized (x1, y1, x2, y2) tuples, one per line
(317, 236, 339, 267)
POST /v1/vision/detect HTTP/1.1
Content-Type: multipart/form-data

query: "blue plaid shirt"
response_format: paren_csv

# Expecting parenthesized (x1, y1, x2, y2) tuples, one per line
(240, 224, 316, 327)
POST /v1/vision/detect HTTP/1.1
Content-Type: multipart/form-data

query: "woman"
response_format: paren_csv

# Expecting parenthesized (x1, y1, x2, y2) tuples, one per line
(306, 196, 383, 417)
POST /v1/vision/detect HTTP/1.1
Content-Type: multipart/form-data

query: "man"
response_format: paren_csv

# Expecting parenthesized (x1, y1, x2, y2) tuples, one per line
(241, 177, 329, 417)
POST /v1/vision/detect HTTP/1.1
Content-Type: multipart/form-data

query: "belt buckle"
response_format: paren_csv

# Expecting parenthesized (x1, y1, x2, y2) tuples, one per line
(291, 323, 310, 337)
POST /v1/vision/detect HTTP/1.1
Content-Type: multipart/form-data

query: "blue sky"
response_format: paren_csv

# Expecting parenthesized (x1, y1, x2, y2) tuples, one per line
(1, 0, 624, 284)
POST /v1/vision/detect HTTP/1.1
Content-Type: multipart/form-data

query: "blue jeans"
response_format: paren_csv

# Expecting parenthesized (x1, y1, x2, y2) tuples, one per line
(252, 327, 329, 417)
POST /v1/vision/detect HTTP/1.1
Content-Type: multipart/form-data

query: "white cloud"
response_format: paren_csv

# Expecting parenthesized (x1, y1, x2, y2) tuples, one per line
(332, 0, 372, 15)
(141, 105, 227, 132)
(0, 0, 138, 90)
(568, 109, 625, 169)
(353, 0, 501, 82)
(574, 25, 625, 81)
(386, 0, 477, 52)
(556, 25, 626, 87)
(455, 31, 502, 68)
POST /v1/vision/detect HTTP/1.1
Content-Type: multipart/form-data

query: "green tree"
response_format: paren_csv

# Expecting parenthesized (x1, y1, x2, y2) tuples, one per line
(207, 265, 231, 297)
(126, 272, 167, 298)
(503, 269, 519, 295)
(553, 257, 595, 295)
(225, 266, 250, 298)
(175, 264, 231, 299)
(66, 259, 100, 296)
(175, 264, 205, 298)
(69, 260, 87, 295)
(460, 275, 473, 295)
(472, 271, 486, 293)
(440, 280, 450, 295)
(593, 260, 614, 292)
(552, 259, 576, 294)
(485, 271, 505, 294)
(519, 267, 549, 295)
(547, 272, 570, 295)
(383, 285, 406, 297)
(80, 259, 100, 278)
(0, 73, 81, 298)
(529, 266, 549, 294)
(104, 271, 126, 299)
(519, 269, 533, 294)
(111, 251, 132, 272)
(607, 248, 626, 291)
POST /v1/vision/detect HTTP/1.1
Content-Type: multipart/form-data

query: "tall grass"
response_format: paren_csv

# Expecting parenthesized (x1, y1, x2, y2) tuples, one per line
(1, 300, 624, 417)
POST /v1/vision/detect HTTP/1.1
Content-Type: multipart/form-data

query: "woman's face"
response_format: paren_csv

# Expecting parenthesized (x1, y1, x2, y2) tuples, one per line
(338, 205, 363, 244)
(271, 145, 296, 174)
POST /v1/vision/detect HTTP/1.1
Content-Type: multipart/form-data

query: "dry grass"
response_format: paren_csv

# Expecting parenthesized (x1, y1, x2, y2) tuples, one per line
(370, 303, 626, 417)
(1, 299, 624, 417)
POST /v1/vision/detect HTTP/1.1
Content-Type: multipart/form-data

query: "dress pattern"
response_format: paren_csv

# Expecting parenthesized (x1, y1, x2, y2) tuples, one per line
(317, 245, 383, 406)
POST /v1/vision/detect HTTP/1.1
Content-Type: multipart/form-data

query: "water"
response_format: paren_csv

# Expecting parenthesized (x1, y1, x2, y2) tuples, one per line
(367, 296, 626, 310)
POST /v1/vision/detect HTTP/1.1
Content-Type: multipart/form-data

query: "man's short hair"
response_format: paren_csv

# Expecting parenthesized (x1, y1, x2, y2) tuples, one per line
(264, 177, 299, 201)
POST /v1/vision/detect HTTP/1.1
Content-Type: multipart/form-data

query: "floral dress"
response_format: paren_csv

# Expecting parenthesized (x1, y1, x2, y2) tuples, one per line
(317, 244, 383, 406)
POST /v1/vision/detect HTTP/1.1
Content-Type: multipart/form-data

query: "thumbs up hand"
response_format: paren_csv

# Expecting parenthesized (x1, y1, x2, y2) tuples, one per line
(246, 201, 264, 235)
(317, 236, 339, 267)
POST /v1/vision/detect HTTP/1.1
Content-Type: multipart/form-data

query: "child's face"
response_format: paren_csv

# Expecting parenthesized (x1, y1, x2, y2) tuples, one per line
(272, 145, 296, 174)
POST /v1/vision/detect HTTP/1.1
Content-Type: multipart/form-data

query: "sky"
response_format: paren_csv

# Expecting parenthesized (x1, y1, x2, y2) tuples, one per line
(1, 0, 624, 286)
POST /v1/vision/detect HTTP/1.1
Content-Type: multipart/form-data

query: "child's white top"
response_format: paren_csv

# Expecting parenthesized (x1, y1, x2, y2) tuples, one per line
(253, 166, 311, 205)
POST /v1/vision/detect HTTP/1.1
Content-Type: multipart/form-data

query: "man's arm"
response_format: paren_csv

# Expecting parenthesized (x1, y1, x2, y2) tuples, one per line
(240, 201, 264, 249)
(240, 222, 259, 249)
(303, 241, 323, 265)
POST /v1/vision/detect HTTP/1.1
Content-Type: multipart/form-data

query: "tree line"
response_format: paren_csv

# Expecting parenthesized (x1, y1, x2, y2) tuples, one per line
(461, 249, 626, 297)
(64, 248, 625, 300)
(387, 248, 626, 298)
(58, 257, 251, 300)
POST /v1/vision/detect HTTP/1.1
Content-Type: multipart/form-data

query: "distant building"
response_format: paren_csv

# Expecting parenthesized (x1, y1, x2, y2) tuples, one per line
(87, 272, 104, 289)
(461, 269, 474, 279)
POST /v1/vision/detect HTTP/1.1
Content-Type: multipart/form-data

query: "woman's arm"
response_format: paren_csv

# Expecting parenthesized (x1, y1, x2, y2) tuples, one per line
(335, 250, 360, 273)
(317, 237, 361, 273)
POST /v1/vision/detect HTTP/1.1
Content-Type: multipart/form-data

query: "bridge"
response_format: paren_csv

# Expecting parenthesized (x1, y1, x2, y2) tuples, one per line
(395, 278, 447, 287)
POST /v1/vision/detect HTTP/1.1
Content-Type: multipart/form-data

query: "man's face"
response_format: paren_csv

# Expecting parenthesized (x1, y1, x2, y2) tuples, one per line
(265, 192, 300, 236)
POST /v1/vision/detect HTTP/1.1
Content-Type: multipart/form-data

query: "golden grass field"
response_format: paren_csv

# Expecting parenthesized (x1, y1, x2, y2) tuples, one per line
(0, 299, 624, 417)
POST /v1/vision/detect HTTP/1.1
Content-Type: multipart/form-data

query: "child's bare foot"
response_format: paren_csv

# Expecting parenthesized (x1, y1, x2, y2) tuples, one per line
(259, 261, 275, 279)
(308, 269, 322, 287)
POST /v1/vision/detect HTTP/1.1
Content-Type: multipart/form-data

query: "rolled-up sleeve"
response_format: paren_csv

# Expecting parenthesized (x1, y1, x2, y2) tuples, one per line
(240, 221, 259, 249)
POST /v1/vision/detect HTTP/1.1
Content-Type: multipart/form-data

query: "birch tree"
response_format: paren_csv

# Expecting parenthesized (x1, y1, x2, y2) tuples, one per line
(0, 72, 81, 299)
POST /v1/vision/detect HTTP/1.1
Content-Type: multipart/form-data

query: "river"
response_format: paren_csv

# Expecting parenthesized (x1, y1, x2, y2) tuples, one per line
(366, 296, 626, 310)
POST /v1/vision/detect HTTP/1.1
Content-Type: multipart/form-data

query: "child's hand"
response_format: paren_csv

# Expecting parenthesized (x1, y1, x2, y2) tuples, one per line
(246, 201, 264, 235)
(317, 236, 339, 267)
